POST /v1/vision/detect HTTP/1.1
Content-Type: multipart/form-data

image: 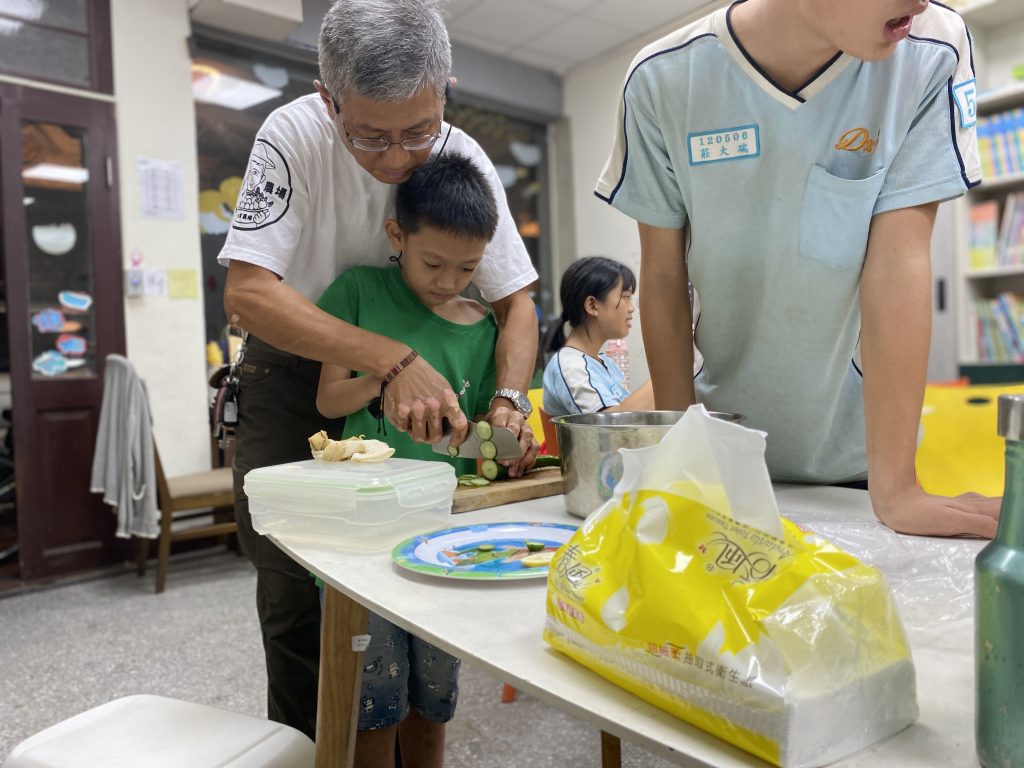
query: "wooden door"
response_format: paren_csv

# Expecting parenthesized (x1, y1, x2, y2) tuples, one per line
(0, 83, 126, 580)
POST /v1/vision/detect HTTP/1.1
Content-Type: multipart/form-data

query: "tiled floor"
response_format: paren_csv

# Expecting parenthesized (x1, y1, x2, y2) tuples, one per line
(0, 548, 678, 767)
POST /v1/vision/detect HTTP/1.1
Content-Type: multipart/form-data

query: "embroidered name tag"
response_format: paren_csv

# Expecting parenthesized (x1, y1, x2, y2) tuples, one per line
(688, 124, 760, 166)
(952, 79, 977, 129)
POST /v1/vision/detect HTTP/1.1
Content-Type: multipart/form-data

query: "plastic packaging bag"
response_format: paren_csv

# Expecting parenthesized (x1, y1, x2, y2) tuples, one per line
(544, 406, 917, 768)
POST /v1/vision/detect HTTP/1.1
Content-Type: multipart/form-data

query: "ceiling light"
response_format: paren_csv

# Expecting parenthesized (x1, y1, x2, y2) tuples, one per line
(192, 66, 282, 110)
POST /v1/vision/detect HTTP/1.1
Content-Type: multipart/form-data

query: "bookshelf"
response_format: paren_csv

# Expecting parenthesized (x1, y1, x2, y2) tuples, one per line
(950, 0, 1024, 372)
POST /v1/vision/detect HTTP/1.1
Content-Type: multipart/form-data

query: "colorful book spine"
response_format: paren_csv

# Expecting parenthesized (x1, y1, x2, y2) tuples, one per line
(970, 200, 999, 269)
(978, 116, 997, 180)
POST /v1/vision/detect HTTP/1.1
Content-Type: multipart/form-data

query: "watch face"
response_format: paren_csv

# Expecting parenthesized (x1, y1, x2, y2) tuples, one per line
(513, 392, 532, 415)
(495, 389, 531, 416)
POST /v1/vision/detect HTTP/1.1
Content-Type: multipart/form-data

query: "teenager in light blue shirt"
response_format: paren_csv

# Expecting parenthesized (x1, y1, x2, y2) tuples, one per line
(543, 257, 654, 416)
(596, 0, 998, 538)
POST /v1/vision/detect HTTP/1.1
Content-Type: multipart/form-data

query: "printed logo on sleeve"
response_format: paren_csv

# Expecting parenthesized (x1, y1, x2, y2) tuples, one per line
(232, 138, 292, 230)
(952, 79, 977, 129)
(687, 125, 760, 166)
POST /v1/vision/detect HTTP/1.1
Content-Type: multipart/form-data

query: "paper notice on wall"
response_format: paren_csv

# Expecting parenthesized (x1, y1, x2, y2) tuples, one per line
(144, 269, 168, 297)
(167, 269, 198, 300)
(138, 156, 183, 220)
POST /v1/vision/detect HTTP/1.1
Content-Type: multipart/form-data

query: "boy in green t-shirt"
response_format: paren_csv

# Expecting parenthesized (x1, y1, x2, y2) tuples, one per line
(314, 153, 539, 766)
(316, 152, 539, 472)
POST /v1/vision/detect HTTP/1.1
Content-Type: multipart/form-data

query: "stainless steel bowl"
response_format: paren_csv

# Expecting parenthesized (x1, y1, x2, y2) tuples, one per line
(552, 410, 744, 519)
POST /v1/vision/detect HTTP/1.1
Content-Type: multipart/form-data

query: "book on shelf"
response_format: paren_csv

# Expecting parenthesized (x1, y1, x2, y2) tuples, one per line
(970, 200, 999, 269)
(978, 109, 1024, 182)
(999, 193, 1024, 267)
(975, 292, 1024, 362)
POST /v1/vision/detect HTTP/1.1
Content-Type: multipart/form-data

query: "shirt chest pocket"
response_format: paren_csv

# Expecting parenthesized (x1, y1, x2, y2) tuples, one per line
(798, 165, 887, 271)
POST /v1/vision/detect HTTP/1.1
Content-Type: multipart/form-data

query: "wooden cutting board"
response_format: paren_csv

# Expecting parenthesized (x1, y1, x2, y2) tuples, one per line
(452, 467, 564, 514)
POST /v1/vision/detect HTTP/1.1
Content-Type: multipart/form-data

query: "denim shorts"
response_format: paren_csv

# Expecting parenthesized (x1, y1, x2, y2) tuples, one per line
(358, 610, 461, 730)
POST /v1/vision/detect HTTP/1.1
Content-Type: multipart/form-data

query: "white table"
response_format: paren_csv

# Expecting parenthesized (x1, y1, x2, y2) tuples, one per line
(271, 486, 982, 768)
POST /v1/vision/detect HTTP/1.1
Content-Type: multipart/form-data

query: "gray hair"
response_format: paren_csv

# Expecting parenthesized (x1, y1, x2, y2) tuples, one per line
(319, 0, 451, 104)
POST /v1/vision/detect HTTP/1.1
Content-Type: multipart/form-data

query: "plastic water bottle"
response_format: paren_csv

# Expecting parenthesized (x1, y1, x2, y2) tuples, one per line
(604, 338, 630, 390)
(976, 394, 1024, 767)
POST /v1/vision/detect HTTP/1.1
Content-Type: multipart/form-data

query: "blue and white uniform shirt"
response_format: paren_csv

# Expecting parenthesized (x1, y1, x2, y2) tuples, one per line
(543, 348, 630, 417)
(595, 1, 979, 483)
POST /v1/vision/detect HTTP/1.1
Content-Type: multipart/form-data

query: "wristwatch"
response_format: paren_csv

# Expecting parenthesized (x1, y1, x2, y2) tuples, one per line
(491, 388, 533, 418)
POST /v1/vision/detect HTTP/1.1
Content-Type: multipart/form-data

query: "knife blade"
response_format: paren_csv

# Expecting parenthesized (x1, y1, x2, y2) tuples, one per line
(432, 420, 524, 460)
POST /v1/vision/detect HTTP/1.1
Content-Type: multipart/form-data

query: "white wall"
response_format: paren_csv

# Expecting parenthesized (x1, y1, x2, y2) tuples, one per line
(561, 2, 723, 387)
(111, 0, 210, 475)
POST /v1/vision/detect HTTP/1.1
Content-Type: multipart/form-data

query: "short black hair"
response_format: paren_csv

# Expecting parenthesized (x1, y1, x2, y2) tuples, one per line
(395, 153, 498, 241)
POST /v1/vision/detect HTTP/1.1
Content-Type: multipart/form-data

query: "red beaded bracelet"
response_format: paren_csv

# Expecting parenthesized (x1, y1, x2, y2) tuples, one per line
(383, 349, 419, 383)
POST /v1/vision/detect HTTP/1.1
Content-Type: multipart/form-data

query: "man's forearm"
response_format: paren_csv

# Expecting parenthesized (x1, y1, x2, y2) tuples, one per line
(224, 261, 407, 378)
(491, 289, 538, 393)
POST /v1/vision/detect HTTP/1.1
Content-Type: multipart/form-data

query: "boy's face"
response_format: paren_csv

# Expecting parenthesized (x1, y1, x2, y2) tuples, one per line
(805, 0, 930, 62)
(384, 221, 487, 309)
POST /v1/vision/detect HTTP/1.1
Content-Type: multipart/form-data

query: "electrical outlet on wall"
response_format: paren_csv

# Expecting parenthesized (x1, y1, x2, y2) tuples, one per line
(125, 268, 144, 298)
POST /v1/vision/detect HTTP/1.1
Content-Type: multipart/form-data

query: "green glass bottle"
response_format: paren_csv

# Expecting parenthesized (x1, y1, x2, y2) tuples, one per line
(976, 394, 1024, 767)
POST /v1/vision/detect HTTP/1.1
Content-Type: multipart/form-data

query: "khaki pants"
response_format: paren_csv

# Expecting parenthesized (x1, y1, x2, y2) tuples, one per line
(232, 336, 344, 740)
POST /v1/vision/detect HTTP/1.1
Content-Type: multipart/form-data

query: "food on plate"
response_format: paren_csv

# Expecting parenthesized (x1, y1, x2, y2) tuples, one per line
(521, 551, 555, 568)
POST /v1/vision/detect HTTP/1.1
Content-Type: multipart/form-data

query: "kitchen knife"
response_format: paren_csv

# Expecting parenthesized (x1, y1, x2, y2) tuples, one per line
(432, 420, 524, 460)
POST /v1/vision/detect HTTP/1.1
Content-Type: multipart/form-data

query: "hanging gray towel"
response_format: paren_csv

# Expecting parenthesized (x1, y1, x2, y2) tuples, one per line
(90, 354, 158, 538)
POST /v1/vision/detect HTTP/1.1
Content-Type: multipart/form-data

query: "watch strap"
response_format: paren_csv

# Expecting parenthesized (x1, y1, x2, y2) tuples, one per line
(491, 388, 531, 416)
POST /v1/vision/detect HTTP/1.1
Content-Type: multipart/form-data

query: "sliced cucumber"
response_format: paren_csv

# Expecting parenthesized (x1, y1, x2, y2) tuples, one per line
(475, 420, 493, 440)
(481, 459, 500, 481)
(447, 444, 460, 458)
(525, 540, 545, 552)
(479, 439, 497, 460)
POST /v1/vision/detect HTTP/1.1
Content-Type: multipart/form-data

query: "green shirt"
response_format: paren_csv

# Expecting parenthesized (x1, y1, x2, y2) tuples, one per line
(316, 266, 498, 475)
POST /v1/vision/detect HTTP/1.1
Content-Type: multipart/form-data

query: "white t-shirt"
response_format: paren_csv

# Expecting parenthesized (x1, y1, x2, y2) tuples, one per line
(218, 94, 538, 304)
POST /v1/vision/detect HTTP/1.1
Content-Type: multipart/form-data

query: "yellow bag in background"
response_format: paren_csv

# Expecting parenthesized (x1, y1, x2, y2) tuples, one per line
(915, 382, 1024, 497)
(544, 407, 917, 768)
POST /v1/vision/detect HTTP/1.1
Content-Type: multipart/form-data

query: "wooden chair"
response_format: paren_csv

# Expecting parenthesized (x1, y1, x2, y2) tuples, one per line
(135, 446, 236, 593)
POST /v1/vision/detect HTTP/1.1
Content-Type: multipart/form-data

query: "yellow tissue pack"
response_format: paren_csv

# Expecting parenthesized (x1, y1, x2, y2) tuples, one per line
(543, 407, 917, 768)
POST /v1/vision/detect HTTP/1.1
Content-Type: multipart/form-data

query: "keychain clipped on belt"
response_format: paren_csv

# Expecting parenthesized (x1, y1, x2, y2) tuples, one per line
(210, 317, 247, 450)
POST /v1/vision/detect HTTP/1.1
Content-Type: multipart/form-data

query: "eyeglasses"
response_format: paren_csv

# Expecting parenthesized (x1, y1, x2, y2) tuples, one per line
(331, 98, 441, 152)
(344, 128, 442, 153)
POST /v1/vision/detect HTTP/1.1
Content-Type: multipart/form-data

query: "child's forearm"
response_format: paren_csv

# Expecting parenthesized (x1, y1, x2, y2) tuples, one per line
(317, 373, 384, 419)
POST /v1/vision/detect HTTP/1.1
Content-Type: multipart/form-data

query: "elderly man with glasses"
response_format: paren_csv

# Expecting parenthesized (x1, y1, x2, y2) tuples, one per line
(218, 0, 539, 755)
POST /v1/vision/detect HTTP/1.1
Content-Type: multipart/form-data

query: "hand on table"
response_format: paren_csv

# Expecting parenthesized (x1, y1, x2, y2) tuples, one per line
(383, 355, 468, 446)
(484, 403, 539, 478)
(872, 484, 1000, 538)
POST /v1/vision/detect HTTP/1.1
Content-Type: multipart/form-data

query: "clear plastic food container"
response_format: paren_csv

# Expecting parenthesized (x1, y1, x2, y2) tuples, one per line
(244, 458, 456, 551)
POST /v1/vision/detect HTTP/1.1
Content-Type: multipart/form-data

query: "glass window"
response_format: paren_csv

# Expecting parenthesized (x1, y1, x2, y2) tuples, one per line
(1, 0, 87, 31)
(21, 121, 96, 379)
(0, 0, 106, 91)
(0, 24, 89, 87)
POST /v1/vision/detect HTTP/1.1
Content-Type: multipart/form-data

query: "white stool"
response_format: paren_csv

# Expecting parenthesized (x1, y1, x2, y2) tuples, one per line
(2, 695, 315, 768)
